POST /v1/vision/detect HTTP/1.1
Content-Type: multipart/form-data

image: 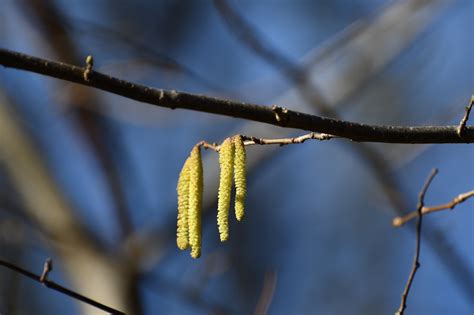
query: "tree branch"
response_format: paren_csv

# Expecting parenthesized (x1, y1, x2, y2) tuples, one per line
(198, 132, 334, 151)
(396, 168, 438, 315)
(393, 190, 474, 227)
(1, 48, 473, 144)
(0, 258, 125, 315)
(458, 96, 474, 136)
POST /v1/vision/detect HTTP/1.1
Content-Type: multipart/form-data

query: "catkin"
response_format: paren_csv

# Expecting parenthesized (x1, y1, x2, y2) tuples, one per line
(233, 135, 247, 221)
(176, 157, 191, 250)
(217, 138, 234, 241)
(188, 145, 203, 258)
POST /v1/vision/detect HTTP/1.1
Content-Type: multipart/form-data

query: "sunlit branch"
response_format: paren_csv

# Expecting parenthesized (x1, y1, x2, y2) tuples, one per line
(1, 48, 473, 144)
(393, 190, 474, 227)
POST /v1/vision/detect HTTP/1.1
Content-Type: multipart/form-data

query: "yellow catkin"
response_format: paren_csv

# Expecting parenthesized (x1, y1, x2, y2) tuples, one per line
(188, 145, 203, 258)
(217, 138, 235, 242)
(233, 135, 247, 221)
(176, 157, 191, 250)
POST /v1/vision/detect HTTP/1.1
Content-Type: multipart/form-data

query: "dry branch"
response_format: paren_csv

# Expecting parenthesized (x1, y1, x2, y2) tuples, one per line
(396, 169, 438, 315)
(1, 48, 473, 144)
(458, 96, 474, 136)
(393, 190, 474, 227)
(199, 132, 334, 152)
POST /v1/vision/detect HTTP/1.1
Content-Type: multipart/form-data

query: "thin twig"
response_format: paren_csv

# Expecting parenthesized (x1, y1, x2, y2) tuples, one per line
(457, 96, 473, 136)
(396, 168, 438, 315)
(393, 190, 474, 227)
(1, 48, 473, 143)
(198, 132, 335, 152)
(243, 132, 335, 146)
(39, 258, 53, 283)
(0, 258, 125, 314)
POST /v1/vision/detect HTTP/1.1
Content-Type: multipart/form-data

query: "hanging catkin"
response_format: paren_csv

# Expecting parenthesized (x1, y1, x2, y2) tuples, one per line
(233, 135, 247, 221)
(187, 145, 203, 258)
(176, 157, 191, 250)
(217, 138, 234, 241)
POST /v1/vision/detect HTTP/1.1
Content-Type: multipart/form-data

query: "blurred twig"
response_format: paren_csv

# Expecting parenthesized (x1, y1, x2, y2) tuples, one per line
(20, 0, 134, 241)
(396, 168, 438, 315)
(67, 16, 232, 94)
(253, 270, 278, 315)
(142, 272, 234, 315)
(213, 0, 329, 112)
(0, 92, 136, 314)
(0, 258, 125, 315)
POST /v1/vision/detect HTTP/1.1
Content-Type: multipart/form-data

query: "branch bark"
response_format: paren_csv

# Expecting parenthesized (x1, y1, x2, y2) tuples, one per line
(1, 48, 473, 144)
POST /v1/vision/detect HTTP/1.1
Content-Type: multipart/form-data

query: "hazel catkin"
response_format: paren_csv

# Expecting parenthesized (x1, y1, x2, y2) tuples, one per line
(176, 157, 191, 250)
(188, 145, 203, 258)
(217, 138, 234, 242)
(233, 135, 247, 221)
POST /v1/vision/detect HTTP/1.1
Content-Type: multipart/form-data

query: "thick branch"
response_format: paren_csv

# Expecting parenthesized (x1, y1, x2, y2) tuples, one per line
(1, 48, 473, 143)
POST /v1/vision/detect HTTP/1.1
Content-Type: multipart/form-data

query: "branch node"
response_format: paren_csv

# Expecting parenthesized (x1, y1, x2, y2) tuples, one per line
(271, 105, 289, 125)
(392, 217, 403, 227)
(83, 55, 94, 81)
(40, 258, 53, 284)
(457, 96, 473, 137)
